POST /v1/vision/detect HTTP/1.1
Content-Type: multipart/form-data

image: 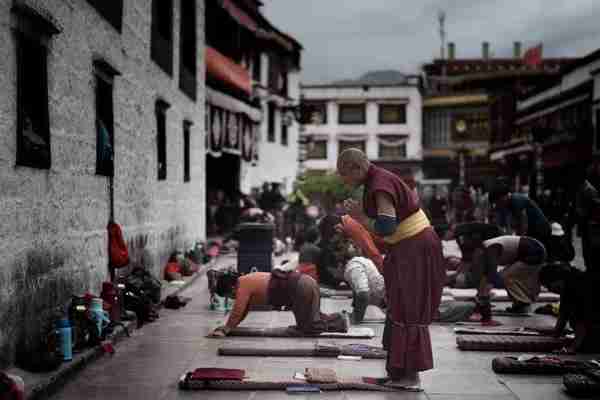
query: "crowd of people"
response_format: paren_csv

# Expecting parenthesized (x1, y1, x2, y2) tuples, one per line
(204, 150, 600, 391)
(206, 182, 319, 248)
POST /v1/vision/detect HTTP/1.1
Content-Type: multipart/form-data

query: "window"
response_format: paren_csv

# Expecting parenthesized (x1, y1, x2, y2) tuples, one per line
(252, 51, 261, 82)
(268, 52, 288, 96)
(379, 141, 407, 159)
(307, 140, 327, 159)
(338, 140, 366, 154)
(379, 104, 406, 124)
(281, 122, 288, 146)
(155, 99, 170, 180)
(179, 0, 196, 100)
(13, 4, 61, 169)
(338, 104, 366, 124)
(93, 59, 120, 176)
(302, 101, 327, 124)
(86, 0, 123, 32)
(267, 102, 276, 142)
(151, 0, 173, 75)
(596, 109, 600, 153)
(183, 120, 192, 182)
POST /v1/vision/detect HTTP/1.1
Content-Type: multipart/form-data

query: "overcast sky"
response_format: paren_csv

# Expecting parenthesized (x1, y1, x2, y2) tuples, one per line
(262, 0, 600, 84)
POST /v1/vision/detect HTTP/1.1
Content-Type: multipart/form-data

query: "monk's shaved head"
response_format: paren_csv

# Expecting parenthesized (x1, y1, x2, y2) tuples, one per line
(337, 148, 369, 175)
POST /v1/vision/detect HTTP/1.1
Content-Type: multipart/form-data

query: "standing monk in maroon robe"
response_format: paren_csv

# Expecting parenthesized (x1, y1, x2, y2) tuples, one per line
(337, 149, 445, 390)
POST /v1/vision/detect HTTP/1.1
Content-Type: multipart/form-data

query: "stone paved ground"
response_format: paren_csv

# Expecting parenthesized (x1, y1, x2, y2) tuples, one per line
(48, 248, 597, 400)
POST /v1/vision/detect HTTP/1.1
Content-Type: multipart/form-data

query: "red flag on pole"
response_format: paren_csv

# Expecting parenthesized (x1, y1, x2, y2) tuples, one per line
(523, 43, 543, 67)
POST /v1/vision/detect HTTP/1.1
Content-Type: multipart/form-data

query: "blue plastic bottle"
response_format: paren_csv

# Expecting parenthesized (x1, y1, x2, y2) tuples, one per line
(56, 318, 73, 361)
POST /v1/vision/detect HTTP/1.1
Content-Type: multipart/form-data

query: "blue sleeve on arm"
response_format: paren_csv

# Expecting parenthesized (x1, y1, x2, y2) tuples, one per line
(374, 215, 398, 236)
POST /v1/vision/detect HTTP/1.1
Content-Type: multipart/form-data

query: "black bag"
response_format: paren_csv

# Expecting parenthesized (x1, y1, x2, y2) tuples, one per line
(123, 289, 158, 327)
(15, 325, 62, 373)
(68, 296, 101, 350)
(128, 267, 162, 304)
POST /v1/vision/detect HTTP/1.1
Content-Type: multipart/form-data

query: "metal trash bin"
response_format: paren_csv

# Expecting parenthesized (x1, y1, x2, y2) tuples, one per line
(236, 223, 274, 273)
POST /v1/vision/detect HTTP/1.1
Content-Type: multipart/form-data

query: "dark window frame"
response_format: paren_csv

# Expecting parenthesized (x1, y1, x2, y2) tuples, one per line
(378, 143, 407, 159)
(307, 139, 327, 160)
(93, 59, 120, 177)
(252, 50, 261, 82)
(267, 102, 276, 142)
(151, 0, 173, 76)
(379, 103, 407, 124)
(596, 109, 600, 153)
(85, 0, 124, 32)
(179, 0, 196, 100)
(281, 121, 288, 146)
(183, 120, 192, 182)
(338, 140, 366, 154)
(303, 101, 328, 124)
(156, 99, 170, 180)
(12, 4, 61, 170)
(338, 103, 366, 124)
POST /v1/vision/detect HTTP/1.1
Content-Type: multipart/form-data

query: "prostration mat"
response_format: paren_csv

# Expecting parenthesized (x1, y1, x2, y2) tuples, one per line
(179, 375, 402, 392)
(564, 370, 600, 397)
(454, 327, 548, 337)
(218, 343, 387, 359)
(320, 288, 353, 298)
(223, 326, 375, 338)
(456, 334, 569, 352)
(449, 288, 560, 303)
(492, 356, 596, 375)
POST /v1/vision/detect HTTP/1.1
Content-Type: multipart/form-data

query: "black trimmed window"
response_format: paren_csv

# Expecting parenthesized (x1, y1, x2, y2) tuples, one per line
(267, 102, 276, 142)
(86, 0, 123, 32)
(179, 0, 196, 100)
(12, 4, 61, 170)
(151, 0, 173, 75)
(596, 109, 600, 153)
(379, 104, 406, 124)
(156, 99, 170, 180)
(281, 122, 288, 146)
(252, 51, 261, 82)
(339, 104, 366, 124)
(302, 101, 327, 124)
(183, 120, 192, 182)
(93, 59, 120, 176)
(379, 143, 407, 159)
(307, 140, 327, 159)
(338, 140, 366, 154)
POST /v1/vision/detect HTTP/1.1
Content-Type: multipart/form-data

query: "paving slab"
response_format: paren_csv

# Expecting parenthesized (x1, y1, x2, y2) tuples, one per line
(43, 251, 586, 400)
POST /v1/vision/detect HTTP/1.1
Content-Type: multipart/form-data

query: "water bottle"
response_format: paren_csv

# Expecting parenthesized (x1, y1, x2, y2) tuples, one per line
(89, 298, 110, 337)
(56, 318, 72, 361)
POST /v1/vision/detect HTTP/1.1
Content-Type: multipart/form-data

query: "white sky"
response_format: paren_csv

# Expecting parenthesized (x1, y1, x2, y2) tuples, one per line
(262, 0, 600, 84)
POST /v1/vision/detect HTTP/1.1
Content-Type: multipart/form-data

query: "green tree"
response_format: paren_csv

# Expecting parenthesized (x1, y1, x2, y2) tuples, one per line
(296, 172, 362, 214)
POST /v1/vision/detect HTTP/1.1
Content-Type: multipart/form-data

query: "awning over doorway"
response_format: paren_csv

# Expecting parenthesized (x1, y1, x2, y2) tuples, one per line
(206, 46, 252, 96)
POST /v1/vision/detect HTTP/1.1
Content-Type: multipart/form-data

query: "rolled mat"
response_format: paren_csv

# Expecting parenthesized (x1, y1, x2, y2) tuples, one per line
(454, 327, 546, 337)
(179, 375, 400, 392)
(320, 288, 353, 298)
(449, 288, 560, 303)
(564, 371, 600, 397)
(218, 344, 386, 359)
(492, 356, 594, 375)
(223, 327, 375, 339)
(457, 335, 569, 352)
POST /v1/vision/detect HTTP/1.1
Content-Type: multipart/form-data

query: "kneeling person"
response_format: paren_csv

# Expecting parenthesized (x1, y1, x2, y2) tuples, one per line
(343, 253, 386, 323)
(474, 235, 546, 321)
(209, 271, 348, 337)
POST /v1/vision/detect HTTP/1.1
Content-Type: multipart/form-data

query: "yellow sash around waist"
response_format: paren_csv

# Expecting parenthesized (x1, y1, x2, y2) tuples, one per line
(383, 209, 431, 244)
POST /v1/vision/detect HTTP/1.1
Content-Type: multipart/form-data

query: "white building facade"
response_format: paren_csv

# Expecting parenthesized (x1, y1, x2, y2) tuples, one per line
(300, 79, 424, 181)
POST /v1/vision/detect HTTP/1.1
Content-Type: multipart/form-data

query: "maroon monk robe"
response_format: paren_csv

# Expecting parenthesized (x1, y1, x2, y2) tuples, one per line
(363, 165, 445, 374)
